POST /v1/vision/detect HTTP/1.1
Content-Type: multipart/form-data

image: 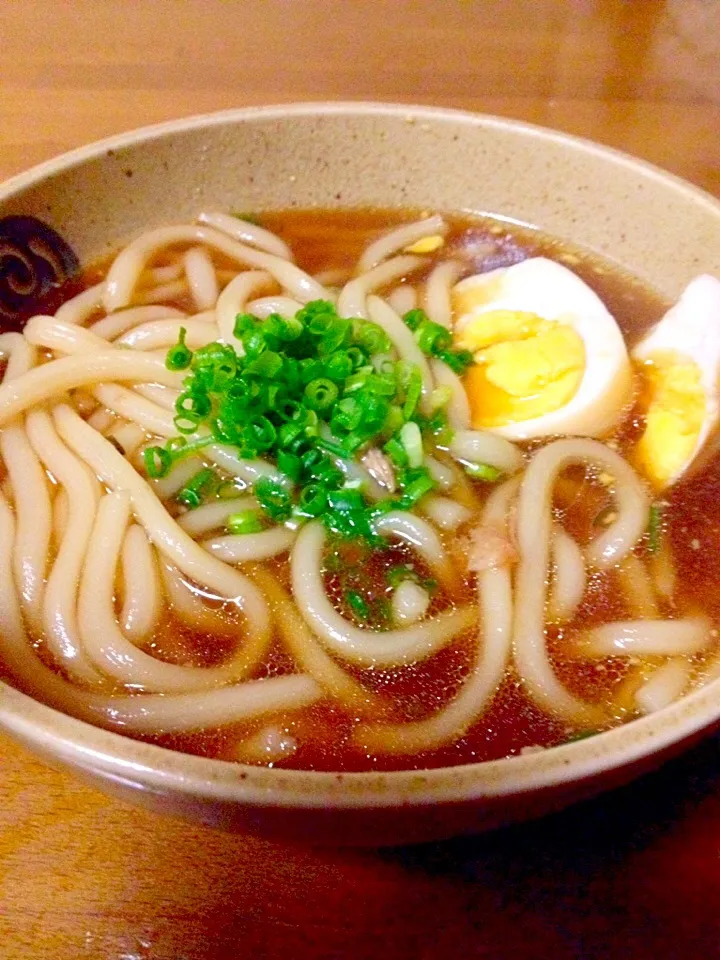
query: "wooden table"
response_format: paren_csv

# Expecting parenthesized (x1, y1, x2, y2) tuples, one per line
(1, 2, 720, 957)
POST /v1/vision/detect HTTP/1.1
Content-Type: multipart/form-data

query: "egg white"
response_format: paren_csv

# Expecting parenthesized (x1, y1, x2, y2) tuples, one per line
(452, 257, 633, 440)
(632, 274, 720, 487)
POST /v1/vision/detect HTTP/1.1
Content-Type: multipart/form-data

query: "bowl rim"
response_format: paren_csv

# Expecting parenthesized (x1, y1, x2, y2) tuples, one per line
(2, 100, 720, 810)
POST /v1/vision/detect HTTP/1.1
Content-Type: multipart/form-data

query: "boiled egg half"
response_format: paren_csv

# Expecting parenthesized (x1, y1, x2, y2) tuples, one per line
(452, 257, 633, 440)
(632, 274, 720, 490)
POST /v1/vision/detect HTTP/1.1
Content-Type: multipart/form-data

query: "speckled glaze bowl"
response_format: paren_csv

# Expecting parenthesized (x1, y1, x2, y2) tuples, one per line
(1, 103, 720, 846)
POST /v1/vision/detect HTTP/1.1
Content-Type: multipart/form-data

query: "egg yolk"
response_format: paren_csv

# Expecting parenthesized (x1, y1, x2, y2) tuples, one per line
(455, 310, 585, 428)
(634, 351, 705, 488)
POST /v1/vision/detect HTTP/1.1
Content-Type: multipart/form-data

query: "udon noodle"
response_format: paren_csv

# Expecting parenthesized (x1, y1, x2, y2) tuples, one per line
(0, 208, 718, 771)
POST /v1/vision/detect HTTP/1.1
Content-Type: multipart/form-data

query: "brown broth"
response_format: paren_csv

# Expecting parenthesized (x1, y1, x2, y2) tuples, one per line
(1, 207, 715, 773)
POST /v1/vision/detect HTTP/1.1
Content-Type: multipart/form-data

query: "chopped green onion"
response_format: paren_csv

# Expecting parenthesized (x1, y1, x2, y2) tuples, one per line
(402, 308, 426, 332)
(254, 476, 292, 522)
(297, 483, 328, 517)
(416, 319, 452, 355)
(176, 468, 217, 509)
(327, 489, 366, 513)
(384, 434, 409, 468)
(464, 462, 502, 482)
(244, 350, 283, 378)
(227, 510, 264, 535)
(143, 445, 172, 479)
(304, 377, 339, 411)
(436, 348, 474, 374)
(277, 450, 302, 483)
(165, 327, 193, 371)
(231, 211, 261, 225)
(398, 469, 435, 506)
(155, 297, 460, 546)
(346, 590, 370, 621)
(648, 503, 663, 553)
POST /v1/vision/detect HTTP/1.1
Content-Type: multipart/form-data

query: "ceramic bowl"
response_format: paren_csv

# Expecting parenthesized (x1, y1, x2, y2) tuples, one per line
(1, 103, 720, 846)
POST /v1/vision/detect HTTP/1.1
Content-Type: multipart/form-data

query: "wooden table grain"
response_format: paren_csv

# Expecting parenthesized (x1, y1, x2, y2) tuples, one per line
(1, 2, 720, 957)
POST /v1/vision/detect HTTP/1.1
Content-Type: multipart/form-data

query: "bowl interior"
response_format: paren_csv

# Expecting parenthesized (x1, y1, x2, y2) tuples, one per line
(3, 103, 720, 298)
(2, 103, 720, 837)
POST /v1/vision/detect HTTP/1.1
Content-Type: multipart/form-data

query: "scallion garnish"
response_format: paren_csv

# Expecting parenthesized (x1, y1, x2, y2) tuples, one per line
(227, 510, 264, 535)
(346, 590, 370, 621)
(648, 503, 663, 553)
(151, 298, 460, 544)
(176, 467, 217, 509)
(464, 462, 502, 482)
(165, 326, 193, 371)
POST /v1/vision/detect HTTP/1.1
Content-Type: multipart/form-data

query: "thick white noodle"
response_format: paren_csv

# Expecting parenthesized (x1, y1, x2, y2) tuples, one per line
(99, 675, 323, 734)
(78, 491, 271, 692)
(197, 211, 293, 260)
(245, 295, 304, 319)
(635, 660, 691, 714)
(449, 429, 524, 475)
(356, 477, 515, 754)
(216, 270, 275, 353)
(513, 438, 650, 725)
(547, 525, 586, 623)
(92, 382, 175, 437)
(424, 454, 457, 492)
(579, 617, 711, 658)
(205, 444, 286, 486)
(102, 224, 326, 312)
(24, 314, 110, 355)
(87, 407, 116, 433)
(0, 352, 182, 425)
(391, 580, 430, 625)
(160, 560, 247, 637)
(53, 404, 271, 634)
(366, 295, 434, 410)
(90, 305, 186, 341)
(337, 255, 424, 319)
(254, 569, 385, 717)
(0, 424, 52, 636)
(0, 334, 48, 635)
(419, 495, 472, 531)
(107, 421, 146, 459)
(0, 491, 321, 733)
(176, 496, 259, 537)
(52, 486, 69, 544)
(616, 553, 659, 619)
(116, 318, 219, 351)
(422, 260, 464, 328)
(135, 279, 188, 305)
(25, 409, 104, 683)
(0, 332, 35, 380)
(650, 538, 676, 600)
(291, 520, 475, 668)
(55, 282, 105, 326)
(145, 263, 184, 284)
(370, 510, 456, 594)
(357, 216, 447, 272)
(120, 524, 163, 644)
(236, 725, 299, 764)
(204, 527, 296, 563)
(133, 382, 180, 411)
(430, 359, 471, 430)
(183, 247, 219, 311)
(386, 285, 418, 315)
(152, 456, 207, 499)
(0, 493, 30, 649)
